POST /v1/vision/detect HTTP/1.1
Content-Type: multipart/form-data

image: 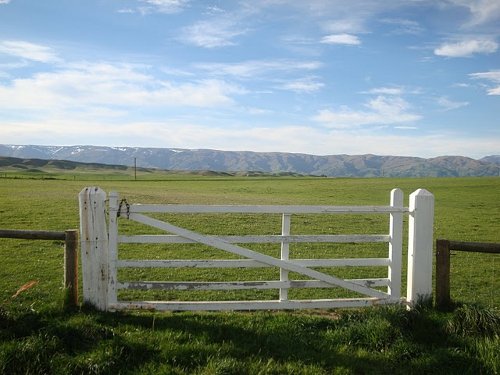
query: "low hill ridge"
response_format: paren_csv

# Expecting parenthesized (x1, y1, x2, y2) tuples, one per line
(0, 145, 498, 177)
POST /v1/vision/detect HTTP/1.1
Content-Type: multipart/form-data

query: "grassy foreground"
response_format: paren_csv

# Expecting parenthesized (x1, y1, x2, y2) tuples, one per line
(0, 175, 499, 373)
(1, 303, 498, 374)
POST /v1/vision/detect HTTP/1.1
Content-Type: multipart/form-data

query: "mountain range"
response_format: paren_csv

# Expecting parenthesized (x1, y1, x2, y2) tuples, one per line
(1, 144, 499, 177)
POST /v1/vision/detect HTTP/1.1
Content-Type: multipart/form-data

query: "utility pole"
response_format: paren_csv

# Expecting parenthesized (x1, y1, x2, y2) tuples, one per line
(134, 157, 137, 181)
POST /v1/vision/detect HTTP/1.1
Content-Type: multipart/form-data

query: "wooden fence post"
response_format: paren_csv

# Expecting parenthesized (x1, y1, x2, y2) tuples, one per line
(435, 239, 451, 309)
(64, 230, 79, 308)
(79, 187, 109, 310)
(388, 188, 403, 302)
(407, 189, 434, 307)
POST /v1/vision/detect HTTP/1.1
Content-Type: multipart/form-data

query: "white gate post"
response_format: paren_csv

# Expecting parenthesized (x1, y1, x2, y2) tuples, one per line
(107, 192, 119, 306)
(279, 213, 291, 301)
(407, 189, 434, 307)
(388, 188, 403, 302)
(79, 187, 109, 310)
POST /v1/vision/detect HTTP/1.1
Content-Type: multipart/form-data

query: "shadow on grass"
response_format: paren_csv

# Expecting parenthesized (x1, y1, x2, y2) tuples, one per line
(0, 303, 494, 374)
(91, 305, 488, 374)
(0, 305, 159, 374)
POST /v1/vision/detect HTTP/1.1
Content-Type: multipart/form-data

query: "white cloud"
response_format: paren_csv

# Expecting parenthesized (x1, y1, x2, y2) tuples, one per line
(446, 0, 500, 26)
(0, 62, 243, 112)
(452, 82, 471, 88)
(379, 18, 424, 35)
(320, 34, 361, 45)
(0, 0, 10, 4)
(195, 59, 322, 79)
(434, 39, 498, 57)
(323, 19, 365, 34)
(436, 96, 469, 111)
(278, 77, 324, 93)
(0, 40, 60, 63)
(181, 18, 247, 48)
(394, 125, 418, 130)
(469, 70, 500, 95)
(363, 87, 404, 95)
(486, 87, 500, 95)
(140, 0, 189, 14)
(313, 96, 421, 128)
(117, 8, 135, 14)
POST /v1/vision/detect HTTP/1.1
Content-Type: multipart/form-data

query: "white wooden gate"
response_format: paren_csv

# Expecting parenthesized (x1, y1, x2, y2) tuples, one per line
(79, 187, 434, 311)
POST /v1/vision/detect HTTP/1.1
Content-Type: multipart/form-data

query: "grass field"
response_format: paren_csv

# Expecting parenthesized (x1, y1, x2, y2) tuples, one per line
(0, 174, 499, 374)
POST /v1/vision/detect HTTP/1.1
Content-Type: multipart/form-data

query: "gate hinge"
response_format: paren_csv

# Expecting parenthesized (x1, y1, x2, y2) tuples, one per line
(117, 198, 130, 219)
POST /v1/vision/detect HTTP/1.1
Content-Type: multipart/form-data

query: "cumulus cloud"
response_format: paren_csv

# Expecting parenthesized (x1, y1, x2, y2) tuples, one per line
(320, 33, 361, 45)
(0, 40, 60, 63)
(434, 39, 498, 57)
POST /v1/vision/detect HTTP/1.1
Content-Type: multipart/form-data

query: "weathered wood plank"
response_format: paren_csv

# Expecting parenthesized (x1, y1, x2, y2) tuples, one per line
(128, 204, 408, 214)
(280, 214, 291, 301)
(107, 192, 119, 306)
(117, 258, 390, 269)
(118, 234, 390, 244)
(435, 239, 451, 309)
(79, 187, 109, 310)
(109, 297, 393, 311)
(117, 278, 389, 291)
(448, 240, 500, 254)
(64, 230, 79, 308)
(0, 229, 65, 240)
(388, 188, 403, 301)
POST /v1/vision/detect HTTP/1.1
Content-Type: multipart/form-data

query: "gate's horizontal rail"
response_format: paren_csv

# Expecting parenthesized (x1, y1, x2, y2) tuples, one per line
(127, 204, 409, 214)
(117, 258, 390, 268)
(108, 298, 392, 311)
(118, 234, 390, 244)
(117, 278, 389, 291)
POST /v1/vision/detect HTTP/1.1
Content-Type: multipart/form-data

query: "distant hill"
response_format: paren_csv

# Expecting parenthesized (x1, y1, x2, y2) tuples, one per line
(0, 156, 304, 177)
(0, 156, 129, 172)
(480, 155, 500, 165)
(0, 144, 499, 177)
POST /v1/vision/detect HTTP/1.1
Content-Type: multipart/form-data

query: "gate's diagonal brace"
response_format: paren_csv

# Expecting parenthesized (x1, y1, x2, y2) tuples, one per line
(130, 213, 388, 299)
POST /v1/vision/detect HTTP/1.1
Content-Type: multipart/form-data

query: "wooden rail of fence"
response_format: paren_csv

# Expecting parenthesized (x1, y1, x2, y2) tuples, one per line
(0, 229, 79, 308)
(435, 239, 500, 310)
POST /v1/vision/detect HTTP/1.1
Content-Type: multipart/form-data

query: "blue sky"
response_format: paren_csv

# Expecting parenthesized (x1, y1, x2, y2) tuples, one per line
(0, 0, 499, 158)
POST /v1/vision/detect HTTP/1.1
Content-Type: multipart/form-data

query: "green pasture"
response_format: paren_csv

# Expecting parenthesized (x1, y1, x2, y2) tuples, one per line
(0, 175, 499, 374)
(1, 175, 498, 306)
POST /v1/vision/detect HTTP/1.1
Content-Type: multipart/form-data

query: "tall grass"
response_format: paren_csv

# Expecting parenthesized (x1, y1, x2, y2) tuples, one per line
(447, 304, 500, 338)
